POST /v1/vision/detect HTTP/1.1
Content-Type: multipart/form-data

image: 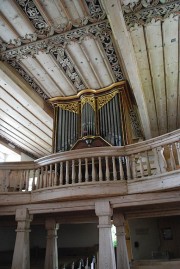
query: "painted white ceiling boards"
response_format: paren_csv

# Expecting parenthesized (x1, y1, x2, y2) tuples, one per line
(0, 0, 179, 158)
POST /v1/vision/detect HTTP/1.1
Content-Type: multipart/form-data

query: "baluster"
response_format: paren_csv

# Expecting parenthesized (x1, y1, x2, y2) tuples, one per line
(49, 164, 52, 187)
(119, 157, 124, 180)
(85, 158, 89, 182)
(59, 162, 63, 185)
(25, 170, 30, 191)
(156, 146, 167, 173)
(105, 156, 110, 181)
(169, 144, 176, 170)
(152, 148, 161, 174)
(146, 151, 151, 176)
(85, 258, 88, 269)
(131, 155, 137, 179)
(72, 160, 76, 184)
(40, 167, 43, 188)
(36, 168, 40, 189)
(91, 256, 96, 269)
(92, 157, 96, 181)
(175, 142, 180, 165)
(44, 165, 48, 188)
(72, 262, 74, 269)
(78, 159, 82, 183)
(54, 163, 58, 186)
(32, 169, 36, 190)
(98, 157, 103, 181)
(65, 161, 69, 184)
(19, 170, 23, 192)
(138, 153, 144, 178)
(126, 156, 131, 180)
(112, 156, 117, 180)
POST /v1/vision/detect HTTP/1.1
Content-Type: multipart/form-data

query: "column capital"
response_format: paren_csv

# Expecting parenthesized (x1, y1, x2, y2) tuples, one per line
(15, 208, 33, 231)
(95, 200, 112, 217)
(113, 213, 125, 227)
(45, 218, 59, 231)
(15, 208, 32, 222)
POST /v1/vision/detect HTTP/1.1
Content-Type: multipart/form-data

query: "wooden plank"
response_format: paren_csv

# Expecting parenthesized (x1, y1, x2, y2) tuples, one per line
(0, 62, 53, 119)
(0, 86, 52, 137)
(35, 52, 76, 95)
(101, 0, 152, 139)
(163, 16, 179, 132)
(0, 189, 180, 216)
(127, 170, 180, 194)
(0, 99, 52, 145)
(130, 25, 158, 137)
(20, 57, 64, 97)
(0, 110, 52, 151)
(145, 20, 167, 135)
(31, 181, 127, 204)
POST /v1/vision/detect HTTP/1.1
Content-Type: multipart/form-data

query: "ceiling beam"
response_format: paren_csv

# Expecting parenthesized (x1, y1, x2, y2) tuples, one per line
(101, 0, 152, 139)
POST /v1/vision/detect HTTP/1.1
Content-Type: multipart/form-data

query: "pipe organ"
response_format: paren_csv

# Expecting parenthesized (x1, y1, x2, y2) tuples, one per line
(49, 82, 143, 152)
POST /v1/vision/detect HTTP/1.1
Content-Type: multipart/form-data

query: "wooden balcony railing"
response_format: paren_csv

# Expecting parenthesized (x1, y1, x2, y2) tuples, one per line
(0, 130, 179, 193)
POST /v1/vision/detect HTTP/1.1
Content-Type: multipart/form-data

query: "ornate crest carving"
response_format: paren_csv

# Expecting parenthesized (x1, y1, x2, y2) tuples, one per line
(122, 0, 180, 27)
(81, 96, 96, 111)
(58, 102, 79, 114)
(97, 90, 119, 110)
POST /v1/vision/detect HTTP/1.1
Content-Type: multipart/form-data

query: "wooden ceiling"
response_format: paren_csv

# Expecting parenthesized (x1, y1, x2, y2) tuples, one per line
(0, 0, 179, 158)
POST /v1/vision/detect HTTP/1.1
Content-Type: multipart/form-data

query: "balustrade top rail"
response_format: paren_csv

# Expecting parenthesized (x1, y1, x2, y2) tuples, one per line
(0, 129, 179, 193)
(35, 129, 180, 166)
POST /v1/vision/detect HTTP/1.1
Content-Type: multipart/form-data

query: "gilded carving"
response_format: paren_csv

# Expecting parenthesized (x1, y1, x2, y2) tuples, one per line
(97, 90, 119, 110)
(58, 102, 79, 114)
(81, 96, 96, 111)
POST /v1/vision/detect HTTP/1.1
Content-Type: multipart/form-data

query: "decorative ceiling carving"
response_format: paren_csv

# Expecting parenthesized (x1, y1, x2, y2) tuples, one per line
(1, 20, 124, 96)
(0, 0, 106, 50)
(122, 0, 180, 27)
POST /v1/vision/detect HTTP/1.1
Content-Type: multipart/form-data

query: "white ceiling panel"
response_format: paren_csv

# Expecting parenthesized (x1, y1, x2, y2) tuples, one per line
(35, 52, 76, 96)
(20, 57, 65, 97)
(0, 99, 52, 145)
(67, 40, 101, 89)
(0, 119, 50, 155)
(81, 37, 113, 87)
(145, 21, 167, 135)
(0, 0, 34, 40)
(163, 15, 179, 132)
(0, 110, 52, 151)
(38, 0, 68, 27)
(0, 86, 52, 137)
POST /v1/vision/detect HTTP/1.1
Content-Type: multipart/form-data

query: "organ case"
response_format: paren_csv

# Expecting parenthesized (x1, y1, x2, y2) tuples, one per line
(49, 81, 143, 152)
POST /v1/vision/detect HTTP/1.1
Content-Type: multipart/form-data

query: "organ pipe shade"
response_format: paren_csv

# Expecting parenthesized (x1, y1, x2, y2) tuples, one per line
(49, 82, 143, 152)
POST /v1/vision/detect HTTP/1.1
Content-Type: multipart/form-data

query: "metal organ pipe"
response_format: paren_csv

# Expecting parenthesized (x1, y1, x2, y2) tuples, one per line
(61, 109, 65, 151)
(57, 107, 62, 151)
(114, 94, 122, 145)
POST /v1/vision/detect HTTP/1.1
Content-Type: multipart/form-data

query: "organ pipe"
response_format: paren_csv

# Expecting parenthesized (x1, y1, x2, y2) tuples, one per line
(49, 81, 143, 152)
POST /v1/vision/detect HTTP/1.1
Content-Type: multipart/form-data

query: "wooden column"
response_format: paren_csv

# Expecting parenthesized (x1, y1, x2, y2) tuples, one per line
(113, 214, 130, 269)
(95, 200, 116, 269)
(11, 208, 33, 269)
(44, 219, 59, 269)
